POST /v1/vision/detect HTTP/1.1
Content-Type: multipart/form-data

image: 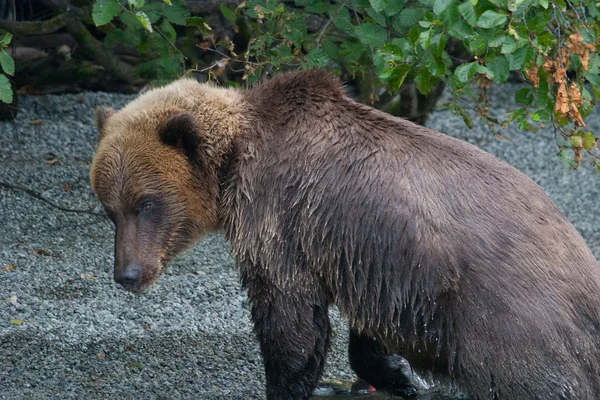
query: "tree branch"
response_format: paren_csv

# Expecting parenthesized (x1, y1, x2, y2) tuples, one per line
(0, 14, 71, 35)
(65, 19, 138, 84)
(29, 0, 136, 84)
(0, 181, 104, 217)
(315, 0, 348, 45)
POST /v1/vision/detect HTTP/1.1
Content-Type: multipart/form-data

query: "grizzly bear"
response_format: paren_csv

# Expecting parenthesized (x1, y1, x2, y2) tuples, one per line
(90, 70, 600, 400)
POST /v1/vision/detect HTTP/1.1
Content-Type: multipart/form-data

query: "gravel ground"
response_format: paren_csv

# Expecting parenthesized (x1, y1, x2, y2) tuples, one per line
(1, 83, 599, 400)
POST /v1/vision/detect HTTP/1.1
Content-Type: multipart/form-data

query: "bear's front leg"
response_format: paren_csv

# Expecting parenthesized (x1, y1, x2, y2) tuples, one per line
(349, 328, 420, 398)
(244, 271, 331, 400)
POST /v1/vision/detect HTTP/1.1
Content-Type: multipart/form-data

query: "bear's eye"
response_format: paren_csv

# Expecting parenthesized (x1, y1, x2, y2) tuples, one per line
(140, 201, 153, 213)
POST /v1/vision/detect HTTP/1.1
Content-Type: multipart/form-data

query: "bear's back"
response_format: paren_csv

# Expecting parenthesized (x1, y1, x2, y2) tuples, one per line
(228, 70, 600, 351)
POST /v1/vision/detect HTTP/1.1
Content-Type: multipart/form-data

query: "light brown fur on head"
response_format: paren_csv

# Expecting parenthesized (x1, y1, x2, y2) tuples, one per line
(90, 78, 244, 292)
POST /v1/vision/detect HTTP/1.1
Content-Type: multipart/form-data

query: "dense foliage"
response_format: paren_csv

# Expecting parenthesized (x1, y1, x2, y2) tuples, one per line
(0, 32, 14, 103)
(10, 0, 600, 169)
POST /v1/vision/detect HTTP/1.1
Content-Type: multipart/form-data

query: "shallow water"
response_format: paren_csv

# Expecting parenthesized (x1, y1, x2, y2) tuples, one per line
(311, 381, 467, 399)
(313, 394, 465, 399)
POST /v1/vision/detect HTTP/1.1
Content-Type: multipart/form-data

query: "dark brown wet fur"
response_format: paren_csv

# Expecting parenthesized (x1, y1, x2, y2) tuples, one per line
(91, 70, 600, 399)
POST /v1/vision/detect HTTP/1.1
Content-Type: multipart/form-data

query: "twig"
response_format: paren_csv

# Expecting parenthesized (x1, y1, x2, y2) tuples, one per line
(564, 0, 595, 40)
(153, 25, 187, 59)
(153, 24, 187, 75)
(200, 61, 222, 72)
(0, 181, 104, 217)
(315, 0, 348, 45)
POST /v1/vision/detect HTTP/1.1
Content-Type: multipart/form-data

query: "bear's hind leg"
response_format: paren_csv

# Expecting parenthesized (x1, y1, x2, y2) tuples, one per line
(246, 273, 331, 400)
(349, 328, 420, 398)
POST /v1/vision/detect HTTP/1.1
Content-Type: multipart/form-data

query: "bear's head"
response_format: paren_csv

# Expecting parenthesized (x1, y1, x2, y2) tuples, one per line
(90, 80, 241, 293)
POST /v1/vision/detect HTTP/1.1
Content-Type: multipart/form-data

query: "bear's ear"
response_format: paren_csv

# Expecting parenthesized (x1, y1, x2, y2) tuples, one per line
(159, 114, 202, 165)
(95, 106, 115, 140)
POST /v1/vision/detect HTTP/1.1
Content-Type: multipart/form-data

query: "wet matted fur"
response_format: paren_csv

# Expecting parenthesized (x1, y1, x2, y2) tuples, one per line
(91, 70, 600, 400)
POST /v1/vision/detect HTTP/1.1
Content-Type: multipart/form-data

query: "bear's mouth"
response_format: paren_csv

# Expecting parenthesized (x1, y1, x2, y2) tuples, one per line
(116, 262, 165, 294)
(118, 275, 157, 294)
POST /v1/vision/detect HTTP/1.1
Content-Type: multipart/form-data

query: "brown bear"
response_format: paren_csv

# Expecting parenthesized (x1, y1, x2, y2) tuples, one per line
(90, 70, 600, 400)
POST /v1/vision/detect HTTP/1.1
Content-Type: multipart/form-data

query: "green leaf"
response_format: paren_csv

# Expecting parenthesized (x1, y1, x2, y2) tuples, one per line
(455, 62, 477, 83)
(0, 50, 14, 76)
(419, 29, 432, 50)
(382, 43, 404, 58)
(305, 1, 330, 14)
(220, 4, 237, 22)
(340, 39, 367, 64)
(105, 28, 142, 48)
(354, 23, 387, 47)
(163, 0, 172, 4)
(382, 0, 405, 16)
(466, 33, 486, 55)
(333, 7, 354, 33)
(135, 57, 182, 82)
(450, 101, 472, 128)
(415, 69, 439, 94)
(511, 0, 534, 15)
(322, 36, 340, 60)
(448, 19, 474, 40)
(186, 16, 212, 35)
(92, 0, 121, 26)
(421, 53, 445, 76)
(501, 36, 525, 54)
(539, 0, 549, 8)
(458, 1, 477, 26)
(477, 10, 507, 29)
(128, 0, 145, 7)
(366, 7, 387, 26)
(119, 11, 143, 30)
(10, 319, 24, 326)
(486, 54, 509, 84)
(559, 150, 576, 170)
(0, 74, 12, 103)
(306, 47, 330, 67)
(135, 11, 153, 32)
(441, 2, 460, 25)
(506, 46, 527, 70)
(515, 87, 533, 105)
(433, 0, 453, 15)
(164, 0, 190, 25)
(369, 0, 383, 12)
(582, 131, 596, 150)
(388, 64, 411, 91)
(396, 8, 424, 30)
(391, 38, 416, 60)
(0, 32, 13, 47)
(140, 2, 165, 22)
(159, 19, 176, 42)
(429, 32, 448, 56)
(486, 32, 505, 48)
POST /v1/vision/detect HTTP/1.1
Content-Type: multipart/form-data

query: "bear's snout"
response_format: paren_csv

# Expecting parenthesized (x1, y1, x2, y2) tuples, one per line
(115, 263, 143, 292)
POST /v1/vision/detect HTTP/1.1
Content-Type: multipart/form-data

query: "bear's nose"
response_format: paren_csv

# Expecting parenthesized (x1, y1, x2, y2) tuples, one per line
(115, 263, 142, 291)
